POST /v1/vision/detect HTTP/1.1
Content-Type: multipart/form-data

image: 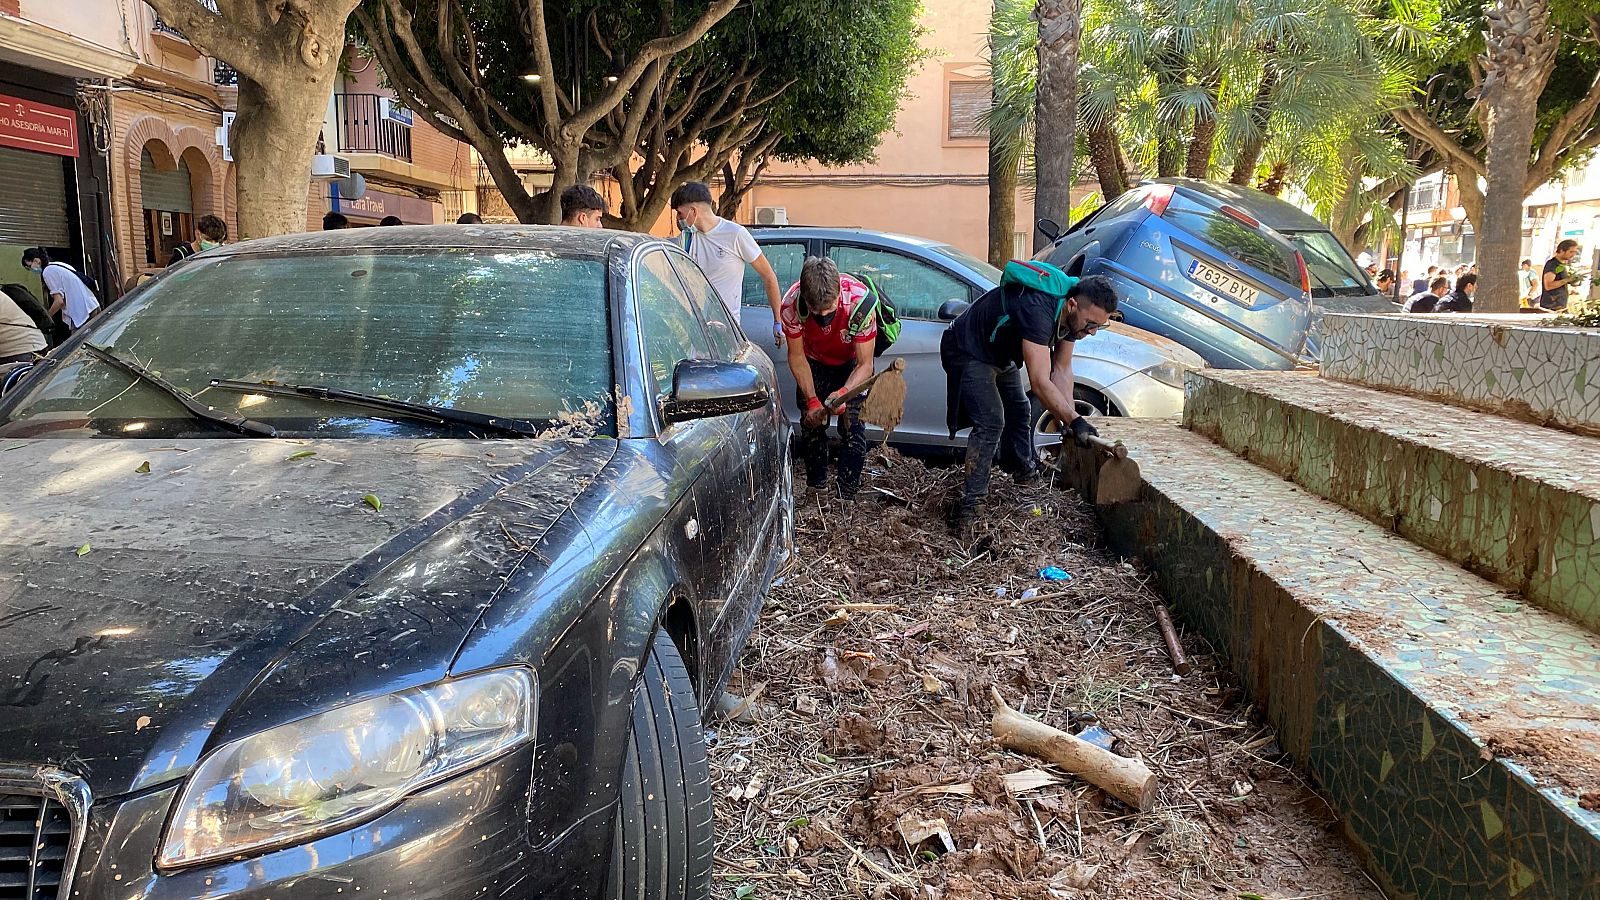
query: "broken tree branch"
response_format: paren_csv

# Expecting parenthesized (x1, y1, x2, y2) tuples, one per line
(989, 687, 1157, 812)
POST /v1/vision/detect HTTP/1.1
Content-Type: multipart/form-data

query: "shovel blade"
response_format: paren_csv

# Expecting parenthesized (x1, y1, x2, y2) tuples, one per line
(1094, 456, 1142, 505)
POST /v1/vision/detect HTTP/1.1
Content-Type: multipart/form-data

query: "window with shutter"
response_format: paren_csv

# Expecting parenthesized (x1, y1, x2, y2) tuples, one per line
(947, 80, 991, 142)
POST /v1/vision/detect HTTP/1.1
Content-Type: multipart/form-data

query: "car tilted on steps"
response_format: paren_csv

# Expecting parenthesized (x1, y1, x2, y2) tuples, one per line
(0, 226, 792, 900)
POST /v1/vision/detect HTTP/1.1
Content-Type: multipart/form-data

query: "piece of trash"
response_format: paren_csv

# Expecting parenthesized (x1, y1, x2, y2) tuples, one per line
(993, 586, 1008, 597)
(135, 461, 151, 474)
(286, 450, 317, 461)
(740, 773, 767, 800)
(135, 715, 151, 731)
(362, 493, 382, 511)
(76, 543, 91, 557)
(1038, 566, 1073, 581)
(1076, 724, 1115, 751)
(1232, 780, 1255, 797)
(1020, 587, 1039, 600)
(795, 695, 820, 715)
(919, 671, 943, 694)
(894, 812, 955, 856)
(824, 608, 851, 627)
(728, 753, 750, 774)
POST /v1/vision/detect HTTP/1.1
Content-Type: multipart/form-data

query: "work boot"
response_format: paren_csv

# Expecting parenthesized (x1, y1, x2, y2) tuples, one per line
(948, 501, 976, 536)
(1013, 466, 1039, 486)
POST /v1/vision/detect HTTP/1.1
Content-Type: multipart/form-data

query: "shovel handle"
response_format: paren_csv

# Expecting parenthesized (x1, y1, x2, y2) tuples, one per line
(1086, 434, 1129, 459)
(826, 357, 905, 412)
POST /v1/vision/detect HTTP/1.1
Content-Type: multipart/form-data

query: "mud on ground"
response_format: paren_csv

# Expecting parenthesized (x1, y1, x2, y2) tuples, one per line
(710, 451, 1383, 899)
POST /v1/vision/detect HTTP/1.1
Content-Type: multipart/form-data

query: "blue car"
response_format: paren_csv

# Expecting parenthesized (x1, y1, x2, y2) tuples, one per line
(1036, 178, 1393, 369)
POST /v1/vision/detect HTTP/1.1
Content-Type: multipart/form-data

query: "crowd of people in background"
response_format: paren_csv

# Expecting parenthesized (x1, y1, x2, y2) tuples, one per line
(1363, 238, 1587, 314)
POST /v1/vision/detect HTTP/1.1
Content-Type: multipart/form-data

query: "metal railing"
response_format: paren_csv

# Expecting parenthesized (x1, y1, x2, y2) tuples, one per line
(150, 0, 217, 40)
(213, 60, 238, 86)
(333, 93, 413, 162)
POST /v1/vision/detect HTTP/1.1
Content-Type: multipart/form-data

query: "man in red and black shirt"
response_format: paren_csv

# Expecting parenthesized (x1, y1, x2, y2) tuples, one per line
(782, 256, 877, 500)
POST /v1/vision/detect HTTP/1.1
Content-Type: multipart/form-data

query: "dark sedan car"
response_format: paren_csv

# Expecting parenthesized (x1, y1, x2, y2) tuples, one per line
(1037, 178, 1392, 369)
(0, 227, 792, 900)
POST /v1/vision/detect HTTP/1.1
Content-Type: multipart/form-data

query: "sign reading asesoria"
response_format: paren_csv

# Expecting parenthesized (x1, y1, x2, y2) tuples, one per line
(0, 93, 79, 157)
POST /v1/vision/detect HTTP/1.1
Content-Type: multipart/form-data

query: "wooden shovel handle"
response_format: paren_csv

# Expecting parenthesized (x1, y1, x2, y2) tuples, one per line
(1085, 434, 1129, 459)
(827, 357, 905, 412)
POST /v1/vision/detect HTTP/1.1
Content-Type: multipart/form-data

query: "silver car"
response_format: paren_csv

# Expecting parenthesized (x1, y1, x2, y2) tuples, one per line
(739, 227, 1206, 448)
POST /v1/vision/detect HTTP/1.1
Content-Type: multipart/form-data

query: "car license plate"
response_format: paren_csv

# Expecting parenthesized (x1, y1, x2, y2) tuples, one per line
(1187, 259, 1258, 306)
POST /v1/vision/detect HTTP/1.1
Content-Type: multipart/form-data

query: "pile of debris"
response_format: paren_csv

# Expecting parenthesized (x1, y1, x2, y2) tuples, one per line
(710, 451, 1379, 899)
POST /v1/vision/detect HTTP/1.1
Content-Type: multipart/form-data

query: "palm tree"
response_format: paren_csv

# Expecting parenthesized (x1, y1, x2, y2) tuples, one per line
(1034, 0, 1085, 252)
(986, 0, 1037, 266)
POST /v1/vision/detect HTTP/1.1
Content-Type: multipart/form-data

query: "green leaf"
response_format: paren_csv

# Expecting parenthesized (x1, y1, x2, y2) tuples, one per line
(734, 886, 757, 899)
(786, 817, 810, 830)
(76, 543, 91, 557)
(135, 461, 151, 474)
(816, 753, 835, 765)
(362, 494, 382, 511)
(286, 450, 317, 461)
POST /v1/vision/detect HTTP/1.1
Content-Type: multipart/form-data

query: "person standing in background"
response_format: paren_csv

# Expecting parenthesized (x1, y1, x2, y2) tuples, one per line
(1438, 274, 1476, 313)
(323, 212, 351, 230)
(1518, 259, 1538, 306)
(168, 215, 229, 266)
(455, 212, 483, 225)
(0, 284, 48, 364)
(21, 248, 99, 338)
(559, 185, 608, 228)
(1541, 240, 1582, 311)
(669, 181, 784, 347)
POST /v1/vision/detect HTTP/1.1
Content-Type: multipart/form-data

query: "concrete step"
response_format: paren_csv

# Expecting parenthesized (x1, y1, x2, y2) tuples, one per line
(1061, 420, 1600, 900)
(1317, 312, 1600, 438)
(1183, 369, 1600, 635)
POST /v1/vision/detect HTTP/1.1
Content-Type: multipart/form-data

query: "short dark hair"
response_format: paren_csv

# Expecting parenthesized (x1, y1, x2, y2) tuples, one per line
(20, 247, 49, 267)
(560, 184, 607, 221)
(1426, 265, 1438, 274)
(1430, 276, 1450, 292)
(1557, 239, 1579, 253)
(323, 211, 350, 230)
(669, 181, 714, 210)
(196, 215, 228, 242)
(379, 215, 404, 226)
(1377, 268, 1395, 281)
(1070, 274, 1118, 314)
(1521, 258, 1532, 266)
(1456, 274, 1477, 292)
(455, 212, 483, 225)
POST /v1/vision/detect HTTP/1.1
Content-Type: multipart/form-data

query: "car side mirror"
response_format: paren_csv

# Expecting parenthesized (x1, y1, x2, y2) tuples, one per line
(660, 359, 768, 423)
(938, 299, 970, 321)
(1036, 218, 1062, 243)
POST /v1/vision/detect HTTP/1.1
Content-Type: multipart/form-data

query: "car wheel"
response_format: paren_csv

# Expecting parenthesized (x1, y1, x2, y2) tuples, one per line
(607, 630, 713, 900)
(1031, 386, 1115, 434)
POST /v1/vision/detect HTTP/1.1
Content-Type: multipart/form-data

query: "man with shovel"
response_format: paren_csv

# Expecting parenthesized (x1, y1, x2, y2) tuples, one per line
(943, 265, 1118, 531)
(783, 256, 881, 501)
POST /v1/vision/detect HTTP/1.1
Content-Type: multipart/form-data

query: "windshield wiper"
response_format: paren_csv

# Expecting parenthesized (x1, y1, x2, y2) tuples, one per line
(208, 379, 543, 438)
(81, 344, 276, 436)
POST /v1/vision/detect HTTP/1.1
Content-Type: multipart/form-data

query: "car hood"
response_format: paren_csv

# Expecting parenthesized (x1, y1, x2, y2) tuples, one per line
(0, 437, 610, 797)
(1099, 322, 1208, 370)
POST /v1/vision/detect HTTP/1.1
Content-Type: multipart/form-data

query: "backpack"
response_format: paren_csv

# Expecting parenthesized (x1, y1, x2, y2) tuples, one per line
(845, 274, 900, 357)
(46, 262, 100, 297)
(989, 260, 1079, 344)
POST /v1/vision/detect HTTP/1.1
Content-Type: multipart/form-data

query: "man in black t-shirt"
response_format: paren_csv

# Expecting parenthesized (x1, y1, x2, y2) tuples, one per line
(1541, 240, 1582, 311)
(942, 271, 1118, 530)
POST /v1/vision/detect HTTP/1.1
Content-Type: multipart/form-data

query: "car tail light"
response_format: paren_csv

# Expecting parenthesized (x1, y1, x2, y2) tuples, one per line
(1220, 205, 1260, 229)
(1294, 251, 1311, 295)
(1142, 184, 1175, 217)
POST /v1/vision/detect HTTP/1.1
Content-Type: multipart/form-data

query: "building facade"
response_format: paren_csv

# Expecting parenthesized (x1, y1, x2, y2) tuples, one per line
(0, 0, 135, 294)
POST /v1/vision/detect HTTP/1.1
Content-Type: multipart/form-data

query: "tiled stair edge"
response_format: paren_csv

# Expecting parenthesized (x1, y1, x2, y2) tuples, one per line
(1317, 313, 1600, 439)
(1184, 371, 1600, 634)
(1059, 425, 1600, 900)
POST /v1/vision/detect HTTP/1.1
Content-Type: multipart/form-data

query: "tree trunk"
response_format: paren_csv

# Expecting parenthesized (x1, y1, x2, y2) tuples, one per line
(989, 127, 1020, 267)
(1229, 63, 1277, 186)
(1087, 122, 1127, 200)
(1184, 107, 1216, 179)
(230, 69, 337, 238)
(1256, 161, 1289, 196)
(1476, 0, 1560, 312)
(1033, 0, 1083, 252)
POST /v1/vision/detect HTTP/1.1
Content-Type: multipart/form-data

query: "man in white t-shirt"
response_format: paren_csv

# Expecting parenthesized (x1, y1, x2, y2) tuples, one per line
(669, 182, 784, 347)
(23, 248, 100, 332)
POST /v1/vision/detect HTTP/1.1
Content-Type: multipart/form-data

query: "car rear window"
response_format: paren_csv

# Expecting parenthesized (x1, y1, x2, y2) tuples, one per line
(0, 249, 613, 437)
(1161, 195, 1299, 287)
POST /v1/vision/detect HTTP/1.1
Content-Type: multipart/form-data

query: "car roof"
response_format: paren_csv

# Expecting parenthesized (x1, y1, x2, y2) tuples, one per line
(1155, 178, 1331, 233)
(212, 224, 665, 258)
(749, 226, 953, 250)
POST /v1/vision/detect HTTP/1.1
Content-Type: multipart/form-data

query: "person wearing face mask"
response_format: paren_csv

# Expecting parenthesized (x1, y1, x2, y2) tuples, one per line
(942, 263, 1118, 531)
(168, 215, 229, 266)
(782, 256, 878, 502)
(21, 248, 99, 338)
(560, 184, 608, 228)
(669, 181, 784, 348)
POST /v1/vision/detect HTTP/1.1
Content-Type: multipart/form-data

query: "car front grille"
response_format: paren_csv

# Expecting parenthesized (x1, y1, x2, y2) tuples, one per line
(0, 769, 88, 900)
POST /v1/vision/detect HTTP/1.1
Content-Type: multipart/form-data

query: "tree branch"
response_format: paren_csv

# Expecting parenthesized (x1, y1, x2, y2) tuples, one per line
(521, 0, 566, 137)
(143, 0, 260, 75)
(1392, 106, 1486, 178)
(1528, 67, 1600, 190)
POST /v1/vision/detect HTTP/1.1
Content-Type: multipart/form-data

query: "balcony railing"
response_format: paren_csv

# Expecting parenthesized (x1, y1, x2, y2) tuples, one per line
(150, 0, 217, 40)
(213, 60, 238, 86)
(334, 93, 413, 162)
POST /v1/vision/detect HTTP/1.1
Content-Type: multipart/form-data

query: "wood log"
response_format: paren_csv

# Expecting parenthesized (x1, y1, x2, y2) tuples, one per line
(1153, 604, 1194, 675)
(989, 687, 1158, 812)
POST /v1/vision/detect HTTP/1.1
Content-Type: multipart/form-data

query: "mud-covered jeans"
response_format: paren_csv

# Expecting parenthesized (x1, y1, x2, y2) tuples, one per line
(796, 358, 868, 497)
(951, 353, 1034, 513)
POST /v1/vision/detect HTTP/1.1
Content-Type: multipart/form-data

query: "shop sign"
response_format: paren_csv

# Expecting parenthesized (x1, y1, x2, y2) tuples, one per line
(0, 93, 79, 157)
(331, 184, 435, 224)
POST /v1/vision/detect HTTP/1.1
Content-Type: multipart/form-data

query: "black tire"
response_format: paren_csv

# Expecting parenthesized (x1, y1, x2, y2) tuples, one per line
(1030, 386, 1114, 435)
(607, 631, 713, 900)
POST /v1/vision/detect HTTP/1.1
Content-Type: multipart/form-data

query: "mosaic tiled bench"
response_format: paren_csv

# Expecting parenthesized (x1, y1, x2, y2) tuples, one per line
(1182, 369, 1600, 635)
(1318, 313, 1600, 438)
(1062, 420, 1600, 900)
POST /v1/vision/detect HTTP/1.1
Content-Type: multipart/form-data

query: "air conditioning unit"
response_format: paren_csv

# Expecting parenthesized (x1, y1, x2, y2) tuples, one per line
(310, 154, 351, 180)
(754, 206, 788, 226)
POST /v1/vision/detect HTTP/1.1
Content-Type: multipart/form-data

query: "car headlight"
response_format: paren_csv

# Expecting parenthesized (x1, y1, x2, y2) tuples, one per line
(1140, 362, 1192, 389)
(159, 668, 534, 869)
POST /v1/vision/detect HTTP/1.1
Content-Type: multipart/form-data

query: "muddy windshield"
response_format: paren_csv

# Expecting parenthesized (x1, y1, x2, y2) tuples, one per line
(0, 249, 614, 439)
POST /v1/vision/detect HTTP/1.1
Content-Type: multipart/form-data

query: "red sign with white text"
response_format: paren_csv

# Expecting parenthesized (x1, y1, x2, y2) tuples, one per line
(0, 93, 79, 157)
